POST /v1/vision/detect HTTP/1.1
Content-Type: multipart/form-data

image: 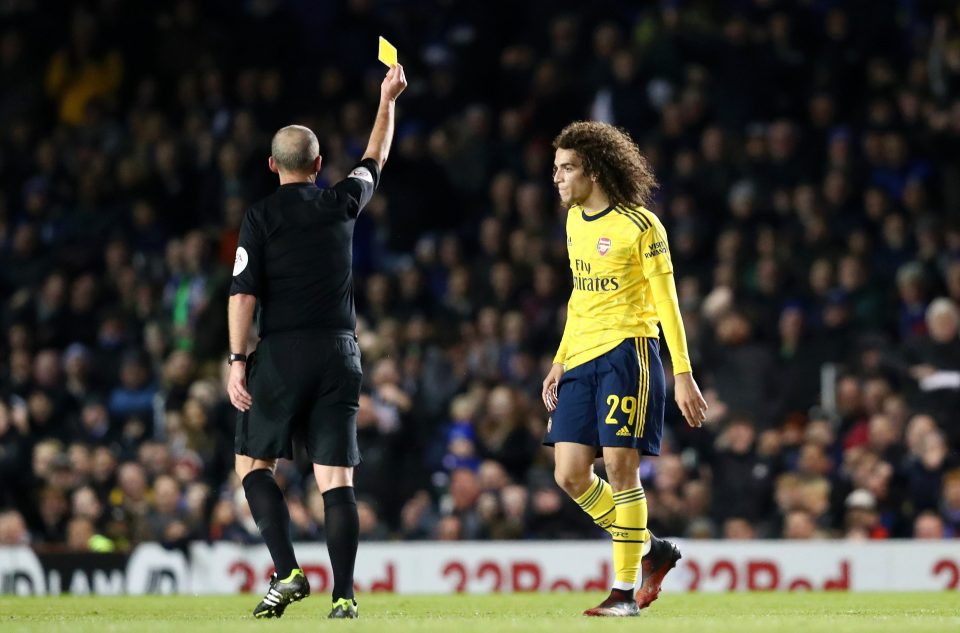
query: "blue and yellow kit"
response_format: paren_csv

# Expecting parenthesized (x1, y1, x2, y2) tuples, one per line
(545, 203, 691, 454)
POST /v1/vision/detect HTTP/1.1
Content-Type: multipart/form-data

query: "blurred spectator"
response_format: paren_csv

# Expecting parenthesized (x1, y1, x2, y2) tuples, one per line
(399, 490, 438, 540)
(0, 1, 958, 547)
(703, 313, 777, 421)
(110, 462, 151, 544)
(904, 299, 960, 432)
(476, 386, 538, 481)
(71, 485, 103, 529)
(144, 474, 188, 545)
(905, 429, 955, 513)
(357, 498, 389, 541)
(44, 11, 123, 126)
(107, 351, 157, 438)
(209, 499, 256, 544)
(942, 470, 960, 537)
(843, 489, 890, 539)
(444, 468, 483, 539)
(783, 509, 819, 539)
(710, 417, 773, 526)
(65, 517, 95, 552)
(913, 511, 946, 539)
(435, 515, 463, 541)
(723, 518, 757, 540)
(0, 509, 30, 545)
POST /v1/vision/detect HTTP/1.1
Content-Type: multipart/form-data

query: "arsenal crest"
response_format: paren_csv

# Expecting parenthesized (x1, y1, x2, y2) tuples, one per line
(597, 236, 611, 255)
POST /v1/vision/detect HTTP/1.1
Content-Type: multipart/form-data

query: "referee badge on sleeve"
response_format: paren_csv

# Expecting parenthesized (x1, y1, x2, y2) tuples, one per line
(233, 247, 249, 276)
(349, 166, 374, 184)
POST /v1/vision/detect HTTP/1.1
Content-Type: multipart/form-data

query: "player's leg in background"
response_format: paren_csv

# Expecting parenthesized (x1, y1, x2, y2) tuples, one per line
(314, 464, 359, 616)
(632, 337, 680, 610)
(603, 447, 647, 595)
(236, 455, 301, 578)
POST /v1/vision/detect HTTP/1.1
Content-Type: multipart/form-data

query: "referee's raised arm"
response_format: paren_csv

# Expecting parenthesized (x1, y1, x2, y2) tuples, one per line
(362, 64, 407, 170)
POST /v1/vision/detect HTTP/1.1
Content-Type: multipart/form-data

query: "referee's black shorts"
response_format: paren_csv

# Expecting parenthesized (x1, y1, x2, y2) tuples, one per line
(235, 330, 362, 467)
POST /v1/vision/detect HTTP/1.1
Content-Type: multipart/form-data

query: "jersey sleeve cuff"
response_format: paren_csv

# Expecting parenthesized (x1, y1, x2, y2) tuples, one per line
(358, 157, 381, 188)
(673, 361, 693, 375)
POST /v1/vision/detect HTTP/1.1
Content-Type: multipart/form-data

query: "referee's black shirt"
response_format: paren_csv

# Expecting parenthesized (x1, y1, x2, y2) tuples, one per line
(229, 158, 380, 335)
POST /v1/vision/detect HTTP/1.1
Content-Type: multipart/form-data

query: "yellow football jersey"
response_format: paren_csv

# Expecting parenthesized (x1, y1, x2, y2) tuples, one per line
(555, 204, 674, 370)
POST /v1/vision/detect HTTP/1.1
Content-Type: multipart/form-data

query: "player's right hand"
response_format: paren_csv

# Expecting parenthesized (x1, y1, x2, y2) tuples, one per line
(228, 362, 253, 412)
(541, 362, 564, 412)
(381, 63, 407, 102)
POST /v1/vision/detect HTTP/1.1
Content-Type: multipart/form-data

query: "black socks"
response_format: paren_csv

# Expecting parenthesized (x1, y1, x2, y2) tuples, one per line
(242, 469, 299, 579)
(323, 486, 359, 601)
(241, 470, 358, 601)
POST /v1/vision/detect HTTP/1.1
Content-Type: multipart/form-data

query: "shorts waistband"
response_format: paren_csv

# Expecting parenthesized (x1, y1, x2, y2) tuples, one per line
(263, 328, 357, 339)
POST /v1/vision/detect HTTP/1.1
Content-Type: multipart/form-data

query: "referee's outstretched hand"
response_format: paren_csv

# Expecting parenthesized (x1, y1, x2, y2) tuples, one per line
(228, 362, 252, 411)
(381, 63, 407, 102)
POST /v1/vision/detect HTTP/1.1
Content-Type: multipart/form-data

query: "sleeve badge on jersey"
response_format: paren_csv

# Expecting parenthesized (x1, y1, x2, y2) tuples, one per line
(233, 247, 248, 276)
(348, 166, 374, 184)
(597, 236, 611, 256)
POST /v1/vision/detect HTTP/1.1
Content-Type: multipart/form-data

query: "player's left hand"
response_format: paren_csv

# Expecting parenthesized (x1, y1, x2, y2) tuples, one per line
(228, 362, 253, 411)
(674, 372, 706, 428)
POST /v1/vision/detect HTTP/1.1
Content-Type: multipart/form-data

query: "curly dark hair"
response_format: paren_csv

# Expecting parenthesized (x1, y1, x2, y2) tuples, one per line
(553, 121, 658, 208)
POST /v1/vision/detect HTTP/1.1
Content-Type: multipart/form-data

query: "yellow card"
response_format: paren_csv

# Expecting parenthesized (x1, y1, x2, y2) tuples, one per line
(378, 36, 398, 67)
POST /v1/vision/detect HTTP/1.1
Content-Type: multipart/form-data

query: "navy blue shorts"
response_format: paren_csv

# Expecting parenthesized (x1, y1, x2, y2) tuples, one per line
(544, 338, 665, 455)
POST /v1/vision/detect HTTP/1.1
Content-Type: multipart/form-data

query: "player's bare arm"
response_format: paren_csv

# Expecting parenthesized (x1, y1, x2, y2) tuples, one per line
(361, 64, 407, 170)
(227, 292, 256, 411)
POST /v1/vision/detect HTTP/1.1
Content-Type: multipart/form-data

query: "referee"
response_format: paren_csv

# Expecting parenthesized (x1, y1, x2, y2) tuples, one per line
(226, 64, 407, 620)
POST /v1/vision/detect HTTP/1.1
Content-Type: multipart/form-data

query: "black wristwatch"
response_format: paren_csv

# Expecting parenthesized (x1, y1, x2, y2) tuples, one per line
(228, 353, 247, 365)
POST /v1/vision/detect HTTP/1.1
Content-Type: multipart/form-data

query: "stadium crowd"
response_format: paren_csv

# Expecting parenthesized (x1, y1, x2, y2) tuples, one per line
(1, 0, 960, 551)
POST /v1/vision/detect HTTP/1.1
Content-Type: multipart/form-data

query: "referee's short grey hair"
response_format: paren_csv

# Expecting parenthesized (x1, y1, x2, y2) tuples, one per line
(271, 125, 320, 173)
(926, 297, 960, 329)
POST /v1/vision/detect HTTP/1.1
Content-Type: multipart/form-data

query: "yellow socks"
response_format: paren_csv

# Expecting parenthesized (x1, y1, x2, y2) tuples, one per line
(611, 486, 648, 588)
(574, 476, 616, 533)
(573, 478, 649, 589)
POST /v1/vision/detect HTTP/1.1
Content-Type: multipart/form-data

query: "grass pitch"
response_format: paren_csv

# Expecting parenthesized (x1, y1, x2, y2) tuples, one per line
(1, 592, 957, 633)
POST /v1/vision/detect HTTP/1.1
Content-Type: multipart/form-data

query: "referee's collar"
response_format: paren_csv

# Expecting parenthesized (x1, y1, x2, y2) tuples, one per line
(279, 182, 316, 188)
